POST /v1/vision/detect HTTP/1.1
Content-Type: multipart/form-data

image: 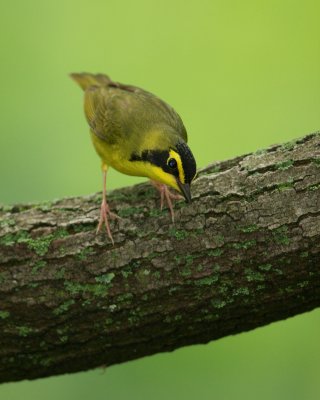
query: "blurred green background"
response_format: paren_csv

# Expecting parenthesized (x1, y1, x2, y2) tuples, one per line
(0, 0, 319, 399)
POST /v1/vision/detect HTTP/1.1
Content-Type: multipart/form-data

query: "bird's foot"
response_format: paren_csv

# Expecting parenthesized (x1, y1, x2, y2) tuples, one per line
(96, 199, 120, 244)
(151, 181, 184, 222)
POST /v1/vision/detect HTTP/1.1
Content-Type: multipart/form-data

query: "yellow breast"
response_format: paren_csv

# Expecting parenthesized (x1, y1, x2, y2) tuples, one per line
(90, 131, 146, 177)
(90, 131, 179, 191)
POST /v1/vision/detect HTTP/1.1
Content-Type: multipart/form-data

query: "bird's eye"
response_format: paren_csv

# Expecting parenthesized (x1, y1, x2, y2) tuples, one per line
(168, 158, 177, 169)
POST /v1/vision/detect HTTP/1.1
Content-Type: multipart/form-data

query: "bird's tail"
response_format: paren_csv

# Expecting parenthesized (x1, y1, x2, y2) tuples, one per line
(70, 72, 112, 90)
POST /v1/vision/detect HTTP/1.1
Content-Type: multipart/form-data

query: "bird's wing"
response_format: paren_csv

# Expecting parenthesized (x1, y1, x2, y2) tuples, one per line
(83, 86, 118, 145)
(134, 88, 188, 143)
(83, 82, 188, 146)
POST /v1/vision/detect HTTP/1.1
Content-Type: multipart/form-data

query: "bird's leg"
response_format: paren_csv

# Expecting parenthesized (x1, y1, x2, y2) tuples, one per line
(96, 164, 120, 244)
(150, 181, 184, 222)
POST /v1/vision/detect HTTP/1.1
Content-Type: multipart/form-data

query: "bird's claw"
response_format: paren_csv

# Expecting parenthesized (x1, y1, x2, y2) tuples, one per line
(96, 199, 120, 244)
(151, 181, 183, 222)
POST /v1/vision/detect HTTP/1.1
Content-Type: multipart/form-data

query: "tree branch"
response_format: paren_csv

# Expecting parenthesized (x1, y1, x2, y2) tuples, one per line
(1, 132, 320, 383)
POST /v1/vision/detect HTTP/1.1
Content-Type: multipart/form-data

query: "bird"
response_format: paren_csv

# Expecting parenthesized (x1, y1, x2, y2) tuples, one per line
(70, 72, 197, 243)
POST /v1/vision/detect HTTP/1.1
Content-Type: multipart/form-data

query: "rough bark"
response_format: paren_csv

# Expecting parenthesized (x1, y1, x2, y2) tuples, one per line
(1, 132, 320, 383)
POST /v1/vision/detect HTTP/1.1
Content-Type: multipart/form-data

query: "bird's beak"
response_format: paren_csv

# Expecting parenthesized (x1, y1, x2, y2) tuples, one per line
(177, 180, 192, 203)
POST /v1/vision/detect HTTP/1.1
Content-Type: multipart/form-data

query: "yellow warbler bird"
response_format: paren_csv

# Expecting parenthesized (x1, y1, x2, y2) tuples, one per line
(71, 73, 197, 243)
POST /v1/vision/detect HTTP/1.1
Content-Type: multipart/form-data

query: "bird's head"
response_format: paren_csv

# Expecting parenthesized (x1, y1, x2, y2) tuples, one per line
(130, 133, 197, 202)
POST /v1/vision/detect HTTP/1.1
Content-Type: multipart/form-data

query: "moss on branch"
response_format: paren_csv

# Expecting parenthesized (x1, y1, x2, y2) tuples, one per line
(0, 132, 320, 383)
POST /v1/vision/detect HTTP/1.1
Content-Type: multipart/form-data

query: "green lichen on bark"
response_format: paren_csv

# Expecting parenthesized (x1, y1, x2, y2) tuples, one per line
(0, 311, 10, 319)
